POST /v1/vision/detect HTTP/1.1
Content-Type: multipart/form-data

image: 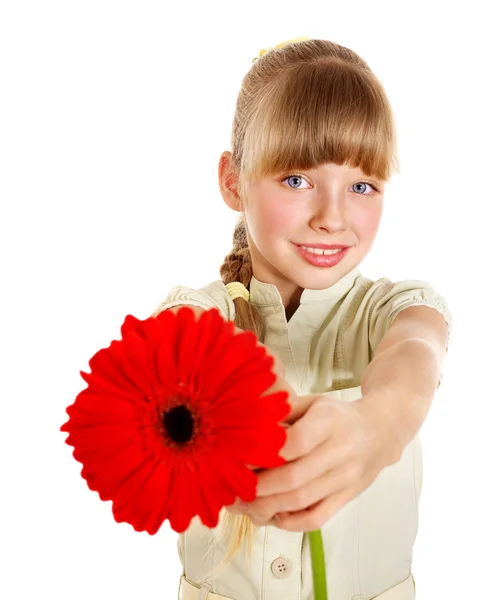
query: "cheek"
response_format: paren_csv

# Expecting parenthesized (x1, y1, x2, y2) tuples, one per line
(249, 200, 296, 238)
(353, 204, 383, 238)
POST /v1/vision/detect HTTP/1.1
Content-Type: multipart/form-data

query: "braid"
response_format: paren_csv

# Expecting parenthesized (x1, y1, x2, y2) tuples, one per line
(220, 216, 265, 341)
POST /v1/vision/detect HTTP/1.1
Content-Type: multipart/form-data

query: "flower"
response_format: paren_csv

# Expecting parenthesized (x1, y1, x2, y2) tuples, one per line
(60, 307, 291, 535)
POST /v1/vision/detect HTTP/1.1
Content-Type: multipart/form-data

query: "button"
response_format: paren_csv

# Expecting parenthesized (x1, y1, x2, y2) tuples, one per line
(270, 556, 292, 578)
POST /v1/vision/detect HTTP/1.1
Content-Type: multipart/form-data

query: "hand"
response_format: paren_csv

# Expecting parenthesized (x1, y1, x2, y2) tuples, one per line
(233, 394, 401, 532)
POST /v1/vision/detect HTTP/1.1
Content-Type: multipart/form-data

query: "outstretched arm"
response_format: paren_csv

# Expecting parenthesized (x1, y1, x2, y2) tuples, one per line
(360, 304, 450, 457)
(229, 304, 451, 532)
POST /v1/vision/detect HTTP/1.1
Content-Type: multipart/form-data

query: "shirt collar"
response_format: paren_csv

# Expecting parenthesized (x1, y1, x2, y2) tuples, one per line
(249, 267, 362, 307)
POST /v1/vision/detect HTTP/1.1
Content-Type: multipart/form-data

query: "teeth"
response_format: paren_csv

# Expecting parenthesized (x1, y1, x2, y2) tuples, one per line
(300, 246, 342, 255)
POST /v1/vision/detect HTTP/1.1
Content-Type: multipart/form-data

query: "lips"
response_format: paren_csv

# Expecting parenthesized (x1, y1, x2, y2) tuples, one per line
(294, 243, 349, 267)
(294, 243, 350, 250)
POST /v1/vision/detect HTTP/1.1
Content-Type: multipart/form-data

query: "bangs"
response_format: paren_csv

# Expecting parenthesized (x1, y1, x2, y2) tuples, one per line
(240, 61, 398, 185)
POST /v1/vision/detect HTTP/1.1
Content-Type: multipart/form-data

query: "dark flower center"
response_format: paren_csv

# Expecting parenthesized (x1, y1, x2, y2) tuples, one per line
(162, 405, 194, 444)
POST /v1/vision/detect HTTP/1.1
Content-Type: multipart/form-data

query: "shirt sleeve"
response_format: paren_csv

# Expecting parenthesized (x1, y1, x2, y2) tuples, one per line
(151, 281, 235, 321)
(368, 278, 453, 389)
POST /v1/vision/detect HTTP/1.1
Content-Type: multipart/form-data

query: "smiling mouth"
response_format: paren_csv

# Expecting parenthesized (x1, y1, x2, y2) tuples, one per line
(293, 243, 350, 267)
(293, 242, 351, 254)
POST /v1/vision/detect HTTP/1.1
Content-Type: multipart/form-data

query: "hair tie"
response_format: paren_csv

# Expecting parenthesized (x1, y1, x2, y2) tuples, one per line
(252, 36, 311, 63)
(225, 281, 250, 302)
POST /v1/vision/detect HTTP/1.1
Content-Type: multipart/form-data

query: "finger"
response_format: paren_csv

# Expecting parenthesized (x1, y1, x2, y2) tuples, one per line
(282, 394, 318, 425)
(283, 391, 341, 425)
(225, 496, 247, 516)
(275, 488, 354, 532)
(248, 514, 281, 528)
(257, 437, 346, 497)
(226, 497, 276, 526)
(278, 401, 332, 462)
(251, 465, 345, 522)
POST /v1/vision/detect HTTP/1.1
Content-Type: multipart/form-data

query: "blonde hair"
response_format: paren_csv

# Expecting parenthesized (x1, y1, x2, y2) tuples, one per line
(206, 36, 399, 578)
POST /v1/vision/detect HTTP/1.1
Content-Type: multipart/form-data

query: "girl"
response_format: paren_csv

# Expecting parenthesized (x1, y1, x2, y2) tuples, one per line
(153, 37, 452, 600)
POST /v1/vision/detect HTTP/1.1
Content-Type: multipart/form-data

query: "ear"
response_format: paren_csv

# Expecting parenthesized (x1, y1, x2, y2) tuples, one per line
(218, 151, 243, 212)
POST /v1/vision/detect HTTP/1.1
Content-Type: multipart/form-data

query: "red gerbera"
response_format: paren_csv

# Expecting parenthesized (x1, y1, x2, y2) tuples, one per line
(60, 306, 291, 535)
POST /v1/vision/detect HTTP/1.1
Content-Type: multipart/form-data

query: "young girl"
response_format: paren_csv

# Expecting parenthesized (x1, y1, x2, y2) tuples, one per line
(153, 37, 452, 600)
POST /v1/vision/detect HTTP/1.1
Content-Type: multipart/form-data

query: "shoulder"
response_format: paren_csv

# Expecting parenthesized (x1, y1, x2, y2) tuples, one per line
(152, 280, 235, 321)
(352, 272, 452, 353)
(353, 273, 451, 318)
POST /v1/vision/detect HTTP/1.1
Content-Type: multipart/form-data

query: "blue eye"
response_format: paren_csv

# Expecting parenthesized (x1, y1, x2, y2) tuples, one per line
(282, 175, 308, 189)
(352, 182, 379, 194)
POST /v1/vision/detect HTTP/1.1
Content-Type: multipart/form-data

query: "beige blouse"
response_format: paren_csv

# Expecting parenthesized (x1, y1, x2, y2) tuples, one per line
(154, 267, 453, 600)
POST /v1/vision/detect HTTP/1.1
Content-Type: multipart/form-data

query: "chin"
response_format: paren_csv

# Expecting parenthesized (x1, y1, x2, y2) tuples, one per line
(292, 269, 345, 291)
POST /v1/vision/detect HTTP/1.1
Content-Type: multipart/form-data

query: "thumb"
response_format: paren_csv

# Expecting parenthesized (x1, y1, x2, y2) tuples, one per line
(282, 394, 319, 425)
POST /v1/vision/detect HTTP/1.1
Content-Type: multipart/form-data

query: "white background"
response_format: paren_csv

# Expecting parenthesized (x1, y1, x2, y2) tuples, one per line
(1, 1, 498, 598)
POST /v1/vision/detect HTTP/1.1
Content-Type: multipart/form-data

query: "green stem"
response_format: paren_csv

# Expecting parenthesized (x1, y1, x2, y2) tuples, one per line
(308, 529, 327, 599)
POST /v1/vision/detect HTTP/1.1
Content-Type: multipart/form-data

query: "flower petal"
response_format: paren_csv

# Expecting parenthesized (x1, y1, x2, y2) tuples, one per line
(197, 330, 268, 394)
(177, 308, 236, 388)
(112, 455, 173, 534)
(167, 461, 197, 533)
(218, 454, 258, 504)
(63, 388, 137, 425)
(205, 368, 277, 413)
(192, 456, 221, 528)
(87, 340, 143, 397)
(118, 331, 159, 397)
(81, 442, 151, 500)
(154, 312, 179, 385)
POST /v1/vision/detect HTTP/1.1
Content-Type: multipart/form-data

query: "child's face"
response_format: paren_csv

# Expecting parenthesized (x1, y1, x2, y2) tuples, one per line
(220, 155, 385, 310)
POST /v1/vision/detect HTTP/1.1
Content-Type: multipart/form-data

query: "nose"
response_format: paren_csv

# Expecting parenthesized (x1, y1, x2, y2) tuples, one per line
(309, 190, 346, 232)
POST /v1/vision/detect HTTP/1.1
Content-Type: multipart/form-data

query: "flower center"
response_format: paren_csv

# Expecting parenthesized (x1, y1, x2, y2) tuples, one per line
(162, 405, 194, 444)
